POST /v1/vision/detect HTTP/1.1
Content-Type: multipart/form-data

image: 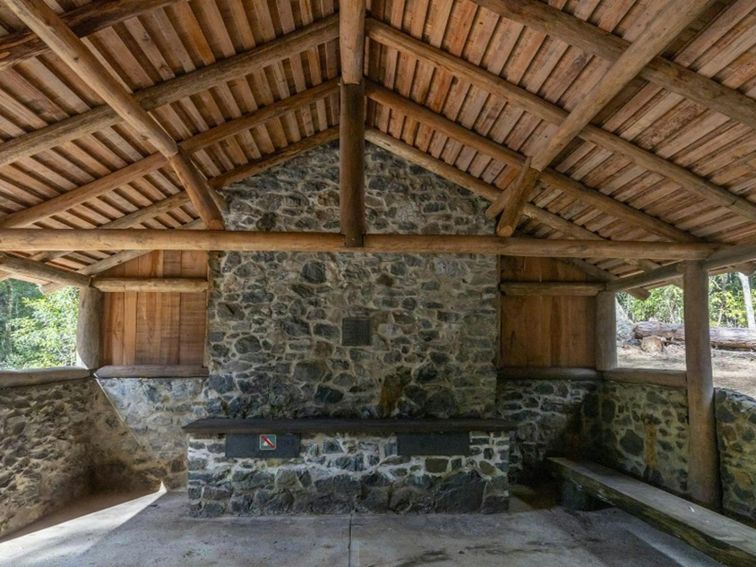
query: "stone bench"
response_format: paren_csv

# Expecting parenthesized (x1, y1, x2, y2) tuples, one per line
(550, 457, 756, 567)
(184, 418, 514, 516)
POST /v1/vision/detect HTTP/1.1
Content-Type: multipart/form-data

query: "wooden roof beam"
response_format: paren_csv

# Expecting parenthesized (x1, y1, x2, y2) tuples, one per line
(511, 0, 710, 240)
(0, 229, 719, 259)
(38, 219, 205, 294)
(5, 0, 224, 230)
(607, 242, 756, 291)
(0, 80, 338, 230)
(339, 0, 367, 247)
(0, 0, 181, 72)
(0, 13, 339, 169)
(0, 253, 90, 288)
(366, 20, 756, 226)
(8, 130, 338, 287)
(488, 157, 539, 237)
(92, 277, 208, 293)
(365, 128, 653, 299)
(472, 0, 756, 130)
(365, 83, 696, 244)
(528, 0, 712, 173)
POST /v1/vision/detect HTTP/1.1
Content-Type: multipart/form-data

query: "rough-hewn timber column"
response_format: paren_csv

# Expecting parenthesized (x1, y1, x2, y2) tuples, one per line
(339, 0, 366, 247)
(76, 286, 102, 370)
(683, 260, 721, 508)
(595, 291, 617, 371)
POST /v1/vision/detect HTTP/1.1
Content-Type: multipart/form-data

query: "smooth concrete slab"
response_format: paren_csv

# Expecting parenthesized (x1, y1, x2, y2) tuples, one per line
(0, 491, 722, 567)
(0, 491, 348, 567)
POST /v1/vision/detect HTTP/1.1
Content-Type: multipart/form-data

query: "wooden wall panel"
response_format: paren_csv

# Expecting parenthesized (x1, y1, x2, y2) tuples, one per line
(500, 257, 597, 368)
(100, 251, 208, 366)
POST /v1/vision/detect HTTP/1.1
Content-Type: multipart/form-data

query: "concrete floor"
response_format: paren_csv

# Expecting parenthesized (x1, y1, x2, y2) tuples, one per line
(0, 489, 721, 567)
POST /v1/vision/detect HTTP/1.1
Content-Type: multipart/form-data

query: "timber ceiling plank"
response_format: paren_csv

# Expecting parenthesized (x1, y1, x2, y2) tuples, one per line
(0, 0, 753, 282)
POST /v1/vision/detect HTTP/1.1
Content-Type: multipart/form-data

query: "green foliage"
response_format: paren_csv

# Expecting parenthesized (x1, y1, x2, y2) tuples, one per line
(619, 285, 684, 324)
(0, 280, 78, 369)
(709, 273, 747, 328)
(618, 272, 754, 327)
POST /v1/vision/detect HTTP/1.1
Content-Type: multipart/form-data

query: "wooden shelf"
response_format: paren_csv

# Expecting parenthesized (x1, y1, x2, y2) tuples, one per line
(184, 418, 515, 435)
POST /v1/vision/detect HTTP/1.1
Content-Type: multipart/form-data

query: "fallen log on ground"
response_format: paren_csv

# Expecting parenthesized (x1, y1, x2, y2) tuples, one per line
(633, 321, 756, 350)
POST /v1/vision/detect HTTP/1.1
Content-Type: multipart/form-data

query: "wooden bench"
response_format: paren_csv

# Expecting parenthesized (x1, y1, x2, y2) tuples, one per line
(549, 458, 756, 567)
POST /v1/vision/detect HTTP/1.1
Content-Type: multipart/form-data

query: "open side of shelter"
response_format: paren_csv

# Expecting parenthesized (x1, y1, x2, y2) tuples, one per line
(0, 0, 756, 565)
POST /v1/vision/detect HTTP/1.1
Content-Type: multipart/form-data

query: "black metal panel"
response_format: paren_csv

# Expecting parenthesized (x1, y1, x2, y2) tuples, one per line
(225, 433, 300, 458)
(342, 317, 371, 346)
(397, 432, 470, 456)
(185, 418, 514, 435)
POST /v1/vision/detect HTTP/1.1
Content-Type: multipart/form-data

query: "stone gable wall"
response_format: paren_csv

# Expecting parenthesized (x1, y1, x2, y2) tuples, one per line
(201, 142, 498, 420)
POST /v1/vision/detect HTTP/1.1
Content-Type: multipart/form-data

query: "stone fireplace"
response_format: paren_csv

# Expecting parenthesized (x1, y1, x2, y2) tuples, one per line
(187, 143, 507, 514)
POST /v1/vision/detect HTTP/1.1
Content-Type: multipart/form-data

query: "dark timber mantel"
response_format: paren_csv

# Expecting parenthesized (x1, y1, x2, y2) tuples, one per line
(183, 418, 515, 436)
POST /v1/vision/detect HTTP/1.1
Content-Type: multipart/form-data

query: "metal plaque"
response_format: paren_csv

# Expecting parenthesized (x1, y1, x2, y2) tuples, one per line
(397, 432, 470, 456)
(225, 433, 300, 458)
(342, 317, 371, 346)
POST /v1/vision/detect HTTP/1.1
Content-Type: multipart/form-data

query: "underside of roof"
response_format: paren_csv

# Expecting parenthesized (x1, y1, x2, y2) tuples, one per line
(0, 0, 754, 287)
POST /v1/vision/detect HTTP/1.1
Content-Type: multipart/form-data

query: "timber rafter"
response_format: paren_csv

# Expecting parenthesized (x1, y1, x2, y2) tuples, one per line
(0, 0, 751, 287)
(365, 19, 756, 225)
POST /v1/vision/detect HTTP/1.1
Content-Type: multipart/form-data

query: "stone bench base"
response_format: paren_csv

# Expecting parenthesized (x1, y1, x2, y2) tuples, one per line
(187, 431, 510, 515)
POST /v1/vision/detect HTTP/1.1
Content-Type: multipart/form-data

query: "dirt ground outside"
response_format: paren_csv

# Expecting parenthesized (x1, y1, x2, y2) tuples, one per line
(619, 343, 756, 398)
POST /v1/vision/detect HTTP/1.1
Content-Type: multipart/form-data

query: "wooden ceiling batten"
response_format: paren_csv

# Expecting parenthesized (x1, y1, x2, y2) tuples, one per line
(472, 0, 756, 130)
(0, 0, 182, 72)
(366, 19, 756, 226)
(528, 0, 713, 173)
(3, 0, 225, 230)
(0, 79, 338, 231)
(0, 0, 749, 285)
(0, 13, 340, 169)
(366, 82, 697, 243)
(495, 0, 712, 240)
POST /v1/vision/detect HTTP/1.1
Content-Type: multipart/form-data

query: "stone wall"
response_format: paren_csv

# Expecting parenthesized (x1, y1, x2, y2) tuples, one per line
(716, 388, 756, 522)
(497, 379, 599, 481)
(0, 377, 204, 537)
(188, 431, 509, 515)
(96, 377, 206, 489)
(0, 380, 93, 536)
(582, 382, 690, 495)
(201, 142, 498, 420)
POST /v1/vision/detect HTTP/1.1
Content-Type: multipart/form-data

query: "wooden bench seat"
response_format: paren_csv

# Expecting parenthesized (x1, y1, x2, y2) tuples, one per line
(549, 458, 756, 567)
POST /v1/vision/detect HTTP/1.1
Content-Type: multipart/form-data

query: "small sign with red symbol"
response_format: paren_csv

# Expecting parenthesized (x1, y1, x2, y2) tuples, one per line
(259, 434, 277, 451)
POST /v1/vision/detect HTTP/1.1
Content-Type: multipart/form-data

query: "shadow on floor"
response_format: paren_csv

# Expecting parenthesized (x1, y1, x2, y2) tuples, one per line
(0, 488, 156, 543)
(0, 486, 722, 567)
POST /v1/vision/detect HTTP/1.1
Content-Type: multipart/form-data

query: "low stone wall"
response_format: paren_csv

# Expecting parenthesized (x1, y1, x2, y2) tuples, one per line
(498, 377, 756, 523)
(0, 377, 204, 537)
(716, 388, 756, 523)
(582, 382, 689, 495)
(187, 431, 510, 515)
(0, 380, 93, 536)
(97, 377, 206, 489)
(497, 379, 599, 481)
